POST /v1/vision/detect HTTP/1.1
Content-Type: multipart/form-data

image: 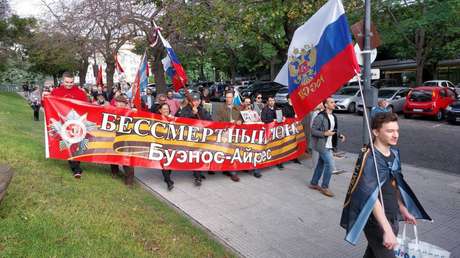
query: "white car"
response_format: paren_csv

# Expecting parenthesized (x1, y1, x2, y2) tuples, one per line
(274, 87, 289, 105)
(423, 80, 456, 91)
(357, 87, 410, 114)
(332, 86, 361, 113)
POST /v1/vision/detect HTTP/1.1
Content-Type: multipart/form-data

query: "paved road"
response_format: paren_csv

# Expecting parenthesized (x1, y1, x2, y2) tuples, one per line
(336, 113, 460, 174)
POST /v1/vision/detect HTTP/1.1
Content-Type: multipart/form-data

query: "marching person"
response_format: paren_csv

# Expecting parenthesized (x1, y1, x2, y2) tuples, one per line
(141, 88, 155, 112)
(282, 95, 302, 165)
(29, 85, 41, 121)
(50, 72, 89, 179)
(157, 103, 175, 190)
(93, 92, 109, 106)
(214, 91, 243, 182)
(176, 92, 212, 186)
(110, 94, 136, 185)
(261, 96, 285, 170)
(340, 112, 431, 257)
(308, 97, 345, 197)
(240, 97, 263, 178)
(253, 93, 264, 117)
(166, 89, 180, 116)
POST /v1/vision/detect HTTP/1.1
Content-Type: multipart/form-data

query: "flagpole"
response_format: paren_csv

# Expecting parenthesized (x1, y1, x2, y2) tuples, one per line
(356, 69, 385, 212)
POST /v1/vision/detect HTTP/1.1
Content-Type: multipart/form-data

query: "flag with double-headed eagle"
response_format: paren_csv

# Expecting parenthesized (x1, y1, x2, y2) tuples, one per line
(274, 0, 360, 120)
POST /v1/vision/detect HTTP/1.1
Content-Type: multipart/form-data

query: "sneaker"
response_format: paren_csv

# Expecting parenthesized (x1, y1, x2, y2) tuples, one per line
(277, 164, 284, 170)
(208, 171, 215, 175)
(200, 174, 206, 180)
(308, 184, 321, 191)
(166, 181, 174, 191)
(230, 174, 240, 182)
(194, 178, 202, 186)
(293, 159, 302, 164)
(254, 173, 262, 178)
(320, 188, 335, 197)
(74, 172, 81, 179)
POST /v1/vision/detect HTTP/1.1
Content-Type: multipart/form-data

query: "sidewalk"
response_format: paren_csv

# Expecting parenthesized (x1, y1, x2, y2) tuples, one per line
(136, 152, 460, 258)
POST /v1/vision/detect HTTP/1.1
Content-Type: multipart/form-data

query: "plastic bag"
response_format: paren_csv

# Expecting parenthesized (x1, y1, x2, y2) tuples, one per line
(395, 224, 450, 258)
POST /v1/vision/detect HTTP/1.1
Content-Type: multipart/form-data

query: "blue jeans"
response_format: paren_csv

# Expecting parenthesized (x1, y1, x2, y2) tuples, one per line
(310, 148, 334, 188)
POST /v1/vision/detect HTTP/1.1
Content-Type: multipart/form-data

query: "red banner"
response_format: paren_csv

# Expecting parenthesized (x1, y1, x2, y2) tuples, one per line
(43, 96, 306, 171)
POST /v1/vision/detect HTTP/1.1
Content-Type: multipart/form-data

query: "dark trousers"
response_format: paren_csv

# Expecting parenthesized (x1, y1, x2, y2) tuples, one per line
(193, 171, 202, 179)
(68, 161, 82, 174)
(363, 218, 399, 258)
(111, 165, 134, 185)
(32, 105, 40, 121)
(162, 170, 172, 183)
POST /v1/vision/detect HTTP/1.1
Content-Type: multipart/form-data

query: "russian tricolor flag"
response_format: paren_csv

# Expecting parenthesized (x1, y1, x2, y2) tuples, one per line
(275, 0, 360, 119)
(131, 51, 149, 109)
(158, 33, 188, 91)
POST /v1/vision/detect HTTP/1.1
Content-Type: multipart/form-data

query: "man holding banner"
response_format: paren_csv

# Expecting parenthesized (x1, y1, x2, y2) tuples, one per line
(49, 72, 89, 179)
(175, 92, 212, 186)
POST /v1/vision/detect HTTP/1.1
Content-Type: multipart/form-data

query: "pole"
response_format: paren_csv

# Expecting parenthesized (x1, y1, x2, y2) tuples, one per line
(362, 0, 377, 145)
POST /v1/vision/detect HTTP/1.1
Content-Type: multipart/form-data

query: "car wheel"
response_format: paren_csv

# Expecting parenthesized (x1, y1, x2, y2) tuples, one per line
(435, 110, 444, 121)
(404, 113, 412, 119)
(348, 103, 356, 113)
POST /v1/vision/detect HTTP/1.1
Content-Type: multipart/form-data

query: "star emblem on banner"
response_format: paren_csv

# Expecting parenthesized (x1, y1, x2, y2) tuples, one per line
(49, 109, 97, 154)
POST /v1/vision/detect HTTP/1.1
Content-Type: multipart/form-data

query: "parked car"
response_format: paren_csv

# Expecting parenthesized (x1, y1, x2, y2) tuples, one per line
(240, 81, 284, 101)
(403, 86, 457, 120)
(274, 87, 289, 105)
(332, 86, 360, 113)
(372, 78, 399, 88)
(357, 87, 410, 114)
(446, 100, 460, 124)
(423, 80, 456, 91)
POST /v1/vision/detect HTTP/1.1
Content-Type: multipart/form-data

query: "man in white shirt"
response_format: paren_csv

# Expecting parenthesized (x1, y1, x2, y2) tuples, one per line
(308, 97, 346, 197)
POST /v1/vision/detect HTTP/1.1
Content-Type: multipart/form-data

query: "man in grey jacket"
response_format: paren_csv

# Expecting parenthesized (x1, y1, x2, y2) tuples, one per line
(308, 97, 346, 197)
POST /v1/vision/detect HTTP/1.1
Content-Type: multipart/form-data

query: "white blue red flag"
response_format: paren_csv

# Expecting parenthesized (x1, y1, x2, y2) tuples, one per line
(157, 32, 187, 91)
(274, 0, 360, 119)
(132, 51, 149, 109)
(232, 88, 242, 106)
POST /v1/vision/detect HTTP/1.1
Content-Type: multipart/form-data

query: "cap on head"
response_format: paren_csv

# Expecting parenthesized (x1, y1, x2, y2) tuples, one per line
(191, 92, 201, 100)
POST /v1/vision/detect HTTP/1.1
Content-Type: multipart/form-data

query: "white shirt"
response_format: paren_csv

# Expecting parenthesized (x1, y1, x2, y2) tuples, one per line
(325, 113, 335, 149)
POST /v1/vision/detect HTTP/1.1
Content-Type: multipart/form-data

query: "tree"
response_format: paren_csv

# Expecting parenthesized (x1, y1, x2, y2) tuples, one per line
(378, 0, 460, 84)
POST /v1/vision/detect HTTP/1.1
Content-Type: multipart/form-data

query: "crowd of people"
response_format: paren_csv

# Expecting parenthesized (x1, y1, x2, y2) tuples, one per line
(25, 71, 427, 257)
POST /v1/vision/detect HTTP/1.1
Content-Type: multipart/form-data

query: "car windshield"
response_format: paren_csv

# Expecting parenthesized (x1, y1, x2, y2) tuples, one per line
(277, 88, 289, 94)
(423, 81, 438, 87)
(378, 90, 397, 98)
(337, 88, 358, 96)
(410, 90, 433, 102)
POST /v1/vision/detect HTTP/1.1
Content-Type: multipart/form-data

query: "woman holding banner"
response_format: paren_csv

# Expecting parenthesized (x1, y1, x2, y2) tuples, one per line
(157, 103, 175, 191)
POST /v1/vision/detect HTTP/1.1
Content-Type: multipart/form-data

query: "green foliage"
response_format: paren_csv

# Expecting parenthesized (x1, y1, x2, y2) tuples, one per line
(0, 92, 234, 257)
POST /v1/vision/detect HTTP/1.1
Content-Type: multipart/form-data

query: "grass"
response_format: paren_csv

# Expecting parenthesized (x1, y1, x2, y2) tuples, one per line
(0, 92, 233, 257)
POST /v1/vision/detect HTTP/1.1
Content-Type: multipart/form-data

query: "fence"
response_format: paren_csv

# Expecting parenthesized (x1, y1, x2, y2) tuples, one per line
(0, 84, 20, 92)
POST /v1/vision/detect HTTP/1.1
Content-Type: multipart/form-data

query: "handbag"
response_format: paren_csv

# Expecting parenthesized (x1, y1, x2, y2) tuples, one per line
(395, 224, 450, 258)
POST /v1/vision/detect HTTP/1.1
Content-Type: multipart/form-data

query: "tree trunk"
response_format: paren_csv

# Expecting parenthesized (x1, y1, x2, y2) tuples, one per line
(106, 61, 115, 92)
(78, 58, 89, 87)
(414, 27, 426, 85)
(53, 74, 58, 86)
(199, 62, 205, 81)
(151, 47, 167, 94)
(270, 55, 277, 80)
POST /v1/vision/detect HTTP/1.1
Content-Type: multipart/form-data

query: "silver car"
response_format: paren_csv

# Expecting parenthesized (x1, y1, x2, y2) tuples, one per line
(274, 87, 289, 105)
(332, 86, 360, 113)
(357, 87, 410, 114)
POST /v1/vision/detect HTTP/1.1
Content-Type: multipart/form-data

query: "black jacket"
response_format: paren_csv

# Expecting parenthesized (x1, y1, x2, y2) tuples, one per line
(261, 106, 277, 124)
(282, 104, 296, 118)
(176, 105, 212, 121)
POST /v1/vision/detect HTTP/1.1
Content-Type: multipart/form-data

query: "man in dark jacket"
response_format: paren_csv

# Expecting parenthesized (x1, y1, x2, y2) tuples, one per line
(176, 92, 211, 186)
(308, 97, 346, 197)
(261, 96, 285, 170)
(282, 95, 302, 165)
